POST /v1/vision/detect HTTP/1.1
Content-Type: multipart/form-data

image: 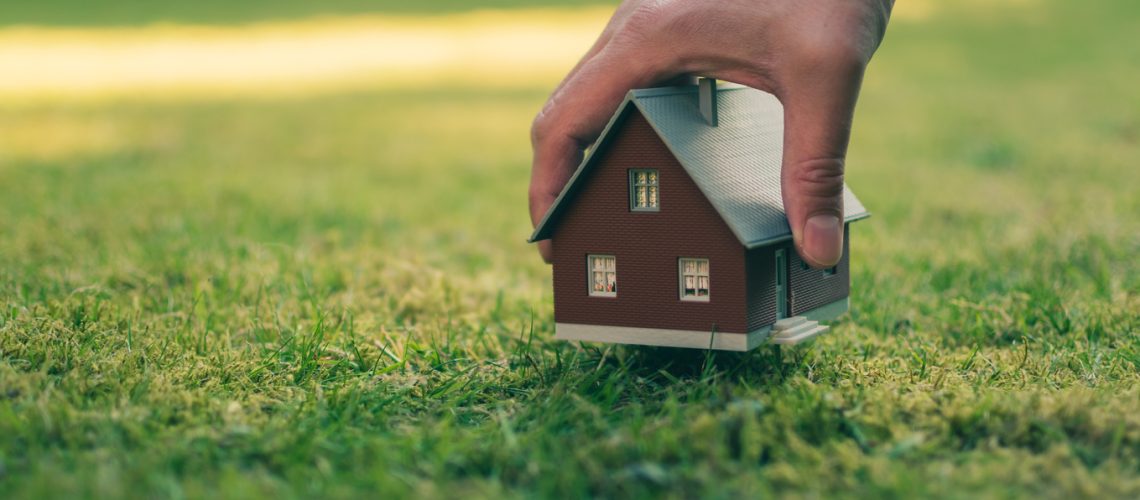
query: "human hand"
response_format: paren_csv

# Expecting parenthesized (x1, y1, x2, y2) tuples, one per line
(529, 0, 892, 267)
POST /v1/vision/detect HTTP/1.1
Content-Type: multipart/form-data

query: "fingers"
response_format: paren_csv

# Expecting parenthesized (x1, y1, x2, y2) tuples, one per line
(529, 43, 666, 262)
(777, 48, 866, 268)
(549, 0, 643, 98)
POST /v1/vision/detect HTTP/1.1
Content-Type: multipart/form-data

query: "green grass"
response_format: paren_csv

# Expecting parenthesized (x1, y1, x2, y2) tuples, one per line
(1, 0, 1139, 498)
(0, 0, 617, 27)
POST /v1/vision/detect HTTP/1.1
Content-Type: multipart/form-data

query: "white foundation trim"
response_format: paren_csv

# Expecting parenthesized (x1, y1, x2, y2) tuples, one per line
(556, 323, 772, 351)
(555, 297, 850, 351)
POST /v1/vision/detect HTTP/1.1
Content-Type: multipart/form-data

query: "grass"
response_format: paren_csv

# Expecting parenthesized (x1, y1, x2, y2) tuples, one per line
(1, 0, 1138, 498)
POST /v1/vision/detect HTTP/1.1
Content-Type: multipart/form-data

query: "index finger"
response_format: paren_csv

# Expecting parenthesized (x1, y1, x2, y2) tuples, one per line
(529, 46, 666, 261)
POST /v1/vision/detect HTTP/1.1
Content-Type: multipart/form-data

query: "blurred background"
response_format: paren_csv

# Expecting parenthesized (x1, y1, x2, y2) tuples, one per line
(0, 1, 616, 99)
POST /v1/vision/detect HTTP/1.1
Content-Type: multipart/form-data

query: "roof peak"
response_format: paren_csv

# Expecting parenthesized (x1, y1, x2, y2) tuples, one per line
(530, 85, 869, 247)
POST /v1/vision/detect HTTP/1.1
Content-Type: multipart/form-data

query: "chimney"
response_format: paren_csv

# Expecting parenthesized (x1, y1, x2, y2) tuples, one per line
(698, 77, 718, 127)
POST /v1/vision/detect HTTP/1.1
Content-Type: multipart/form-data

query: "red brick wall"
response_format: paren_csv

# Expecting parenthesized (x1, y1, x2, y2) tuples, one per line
(550, 109, 749, 334)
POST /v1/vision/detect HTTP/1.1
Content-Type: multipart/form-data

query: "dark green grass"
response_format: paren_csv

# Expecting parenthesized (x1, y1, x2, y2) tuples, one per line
(0, 0, 618, 27)
(1, 0, 1139, 498)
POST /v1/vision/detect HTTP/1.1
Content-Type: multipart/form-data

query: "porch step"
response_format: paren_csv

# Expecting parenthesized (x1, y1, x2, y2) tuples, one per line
(769, 316, 829, 346)
(773, 316, 807, 330)
(775, 320, 816, 338)
(770, 324, 829, 345)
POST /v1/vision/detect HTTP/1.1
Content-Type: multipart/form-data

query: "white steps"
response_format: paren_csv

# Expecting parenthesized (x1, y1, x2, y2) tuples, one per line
(773, 316, 807, 330)
(769, 316, 829, 345)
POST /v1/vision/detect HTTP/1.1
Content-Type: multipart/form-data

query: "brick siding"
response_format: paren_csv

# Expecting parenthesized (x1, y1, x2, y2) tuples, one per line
(550, 109, 749, 334)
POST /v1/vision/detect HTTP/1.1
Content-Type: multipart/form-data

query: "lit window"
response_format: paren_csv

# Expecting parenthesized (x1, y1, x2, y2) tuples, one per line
(679, 258, 710, 301)
(630, 169, 659, 211)
(588, 255, 617, 297)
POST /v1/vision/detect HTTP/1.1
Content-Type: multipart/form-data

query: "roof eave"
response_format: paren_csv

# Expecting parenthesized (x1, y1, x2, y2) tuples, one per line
(742, 211, 872, 249)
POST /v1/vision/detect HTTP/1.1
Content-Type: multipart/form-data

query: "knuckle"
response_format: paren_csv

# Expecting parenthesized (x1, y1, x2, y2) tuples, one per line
(531, 101, 581, 150)
(528, 185, 551, 222)
(625, 0, 674, 29)
(530, 109, 552, 147)
(617, 0, 703, 51)
(652, 4, 701, 38)
(790, 31, 869, 75)
(527, 183, 548, 204)
(528, 178, 560, 210)
(790, 158, 846, 199)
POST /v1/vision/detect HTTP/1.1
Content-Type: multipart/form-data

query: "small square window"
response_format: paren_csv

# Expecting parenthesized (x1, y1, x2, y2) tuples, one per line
(588, 255, 617, 297)
(823, 266, 838, 276)
(630, 169, 659, 211)
(679, 258, 710, 301)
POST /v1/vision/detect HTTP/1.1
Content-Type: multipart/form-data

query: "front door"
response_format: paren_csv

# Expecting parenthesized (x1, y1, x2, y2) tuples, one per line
(775, 249, 788, 319)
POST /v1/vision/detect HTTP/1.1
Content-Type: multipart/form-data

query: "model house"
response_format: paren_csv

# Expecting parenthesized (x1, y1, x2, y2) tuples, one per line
(529, 79, 869, 351)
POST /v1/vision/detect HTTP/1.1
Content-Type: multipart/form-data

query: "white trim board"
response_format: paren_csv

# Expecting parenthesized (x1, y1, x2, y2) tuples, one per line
(556, 324, 772, 351)
(555, 298, 850, 351)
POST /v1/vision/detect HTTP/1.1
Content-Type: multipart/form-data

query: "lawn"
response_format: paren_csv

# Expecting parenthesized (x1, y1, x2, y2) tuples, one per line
(1, 0, 1138, 498)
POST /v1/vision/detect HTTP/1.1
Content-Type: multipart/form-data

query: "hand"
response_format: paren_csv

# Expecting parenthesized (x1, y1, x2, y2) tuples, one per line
(529, 0, 892, 267)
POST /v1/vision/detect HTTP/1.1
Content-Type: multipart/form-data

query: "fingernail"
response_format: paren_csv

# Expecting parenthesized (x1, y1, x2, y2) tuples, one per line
(803, 215, 842, 267)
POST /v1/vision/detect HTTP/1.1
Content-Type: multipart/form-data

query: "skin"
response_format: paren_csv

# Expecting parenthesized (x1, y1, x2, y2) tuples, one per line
(529, 0, 893, 268)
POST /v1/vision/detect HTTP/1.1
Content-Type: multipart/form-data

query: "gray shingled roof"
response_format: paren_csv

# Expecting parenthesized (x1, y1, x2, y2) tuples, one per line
(529, 83, 869, 248)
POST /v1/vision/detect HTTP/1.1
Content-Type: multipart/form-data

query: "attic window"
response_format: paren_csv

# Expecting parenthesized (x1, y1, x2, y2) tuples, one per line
(630, 169, 659, 211)
(679, 258, 710, 301)
(588, 255, 617, 297)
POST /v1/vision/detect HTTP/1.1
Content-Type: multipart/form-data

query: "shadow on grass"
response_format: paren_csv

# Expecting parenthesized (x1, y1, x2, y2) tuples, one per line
(558, 341, 813, 391)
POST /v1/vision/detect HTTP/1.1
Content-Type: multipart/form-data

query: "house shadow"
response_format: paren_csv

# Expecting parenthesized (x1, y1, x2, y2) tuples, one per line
(590, 343, 814, 388)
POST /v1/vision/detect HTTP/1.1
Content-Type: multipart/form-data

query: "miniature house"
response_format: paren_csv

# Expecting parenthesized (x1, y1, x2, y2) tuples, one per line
(529, 79, 869, 351)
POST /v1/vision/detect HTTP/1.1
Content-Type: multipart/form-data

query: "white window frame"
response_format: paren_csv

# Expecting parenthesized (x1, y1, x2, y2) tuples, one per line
(629, 169, 660, 211)
(587, 255, 617, 298)
(678, 258, 710, 302)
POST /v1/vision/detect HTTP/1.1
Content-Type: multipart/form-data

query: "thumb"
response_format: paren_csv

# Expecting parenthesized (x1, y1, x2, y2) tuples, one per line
(778, 64, 865, 268)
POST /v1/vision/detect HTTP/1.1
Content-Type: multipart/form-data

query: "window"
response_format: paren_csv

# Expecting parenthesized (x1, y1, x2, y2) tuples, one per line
(802, 259, 837, 276)
(588, 255, 617, 297)
(679, 258, 710, 301)
(630, 169, 659, 211)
